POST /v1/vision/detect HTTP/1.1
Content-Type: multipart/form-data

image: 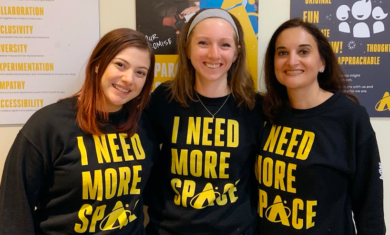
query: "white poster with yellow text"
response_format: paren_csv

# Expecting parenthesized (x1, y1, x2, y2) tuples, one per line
(0, 0, 99, 124)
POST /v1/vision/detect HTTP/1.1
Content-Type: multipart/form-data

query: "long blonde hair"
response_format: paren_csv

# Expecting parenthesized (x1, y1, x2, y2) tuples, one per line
(165, 8, 256, 110)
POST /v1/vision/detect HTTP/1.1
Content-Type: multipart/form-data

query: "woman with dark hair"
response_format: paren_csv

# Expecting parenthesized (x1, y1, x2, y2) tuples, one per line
(0, 28, 158, 234)
(144, 8, 263, 235)
(257, 18, 385, 234)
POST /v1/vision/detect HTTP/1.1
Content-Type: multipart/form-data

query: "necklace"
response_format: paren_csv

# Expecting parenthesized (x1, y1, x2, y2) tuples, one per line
(195, 91, 231, 119)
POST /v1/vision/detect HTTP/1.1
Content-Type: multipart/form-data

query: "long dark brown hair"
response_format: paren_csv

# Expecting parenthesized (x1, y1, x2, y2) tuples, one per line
(166, 8, 256, 110)
(262, 18, 358, 123)
(75, 28, 155, 136)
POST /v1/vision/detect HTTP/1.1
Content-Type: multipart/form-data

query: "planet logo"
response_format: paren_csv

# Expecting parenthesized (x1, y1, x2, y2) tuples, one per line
(190, 183, 222, 209)
(99, 200, 138, 231)
(189, 180, 240, 209)
(265, 196, 291, 225)
(375, 92, 390, 111)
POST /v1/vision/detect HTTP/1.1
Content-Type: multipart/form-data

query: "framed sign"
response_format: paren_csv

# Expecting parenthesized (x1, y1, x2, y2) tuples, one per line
(0, 0, 100, 124)
(291, 0, 390, 116)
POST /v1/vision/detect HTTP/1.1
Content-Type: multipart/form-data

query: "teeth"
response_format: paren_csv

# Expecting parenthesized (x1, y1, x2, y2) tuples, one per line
(205, 63, 221, 68)
(113, 84, 129, 93)
(286, 70, 303, 74)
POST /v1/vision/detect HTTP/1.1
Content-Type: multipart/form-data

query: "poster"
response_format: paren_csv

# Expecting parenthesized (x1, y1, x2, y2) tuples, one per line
(291, 0, 390, 117)
(0, 0, 100, 124)
(136, 0, 259, 90)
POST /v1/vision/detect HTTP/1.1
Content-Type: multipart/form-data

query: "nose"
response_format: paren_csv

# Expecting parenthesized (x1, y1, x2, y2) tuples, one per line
(121, 69, 134, 84)
(287, 53, 299, 66)
(208, 44, 220, 60)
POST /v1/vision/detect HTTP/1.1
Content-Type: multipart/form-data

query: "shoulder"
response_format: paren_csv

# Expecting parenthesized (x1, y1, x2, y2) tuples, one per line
(333, 93, 369, 121)
(138, 112, 158, 139)
(22, 97, 77, 136)
(148, 82, 173, 109)
(249, 92, 265, 119)
(254, 92, 265, 110)
(152, 82, 171, 98)
(138, 111, 153, 130)
(332, 93, 374, 140)
(231, 92, 265, 124)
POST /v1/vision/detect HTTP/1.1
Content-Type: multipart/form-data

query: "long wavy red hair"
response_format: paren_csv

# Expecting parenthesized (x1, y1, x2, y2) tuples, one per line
(75, 28, 155, 136)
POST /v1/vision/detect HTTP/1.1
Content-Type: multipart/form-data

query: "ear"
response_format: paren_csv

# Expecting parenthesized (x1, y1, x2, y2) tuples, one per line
(319, 59, 325, 73)
(95, 65, 99, 74)
(233, 45, 241, 62)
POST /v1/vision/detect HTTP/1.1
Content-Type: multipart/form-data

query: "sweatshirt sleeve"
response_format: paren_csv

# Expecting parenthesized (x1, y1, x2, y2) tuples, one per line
(0, 131, 46, 235)
(144, 85, 167, 144)
(350, 120, 386, 234)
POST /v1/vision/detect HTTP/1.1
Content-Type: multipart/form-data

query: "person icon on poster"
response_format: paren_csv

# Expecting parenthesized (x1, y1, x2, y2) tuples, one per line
(336, 5, 351, 33)
(352, 0, 371, 38)
(372, 6, 388, 34)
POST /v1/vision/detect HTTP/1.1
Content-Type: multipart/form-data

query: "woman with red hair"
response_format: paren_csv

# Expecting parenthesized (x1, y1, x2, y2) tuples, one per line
(0, 28, 158, 234)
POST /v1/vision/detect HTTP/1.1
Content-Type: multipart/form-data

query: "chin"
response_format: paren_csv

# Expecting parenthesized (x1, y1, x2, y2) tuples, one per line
(110, 99, 128, 107)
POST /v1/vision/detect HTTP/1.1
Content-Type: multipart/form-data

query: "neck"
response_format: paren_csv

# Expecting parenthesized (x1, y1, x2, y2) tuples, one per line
(287, 84, 333, 109)
(195, 78, 229, 98)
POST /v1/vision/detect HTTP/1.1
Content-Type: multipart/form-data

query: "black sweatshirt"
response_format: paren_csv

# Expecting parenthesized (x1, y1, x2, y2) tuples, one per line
(256, 92, 385, 235)
(144, 84, 264, 235)
(0, 97, 159, 234)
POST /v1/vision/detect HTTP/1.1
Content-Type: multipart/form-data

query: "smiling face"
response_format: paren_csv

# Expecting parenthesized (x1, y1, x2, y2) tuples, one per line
(274, 27, 325, 92)
(188, 18, 238, 85)
(352, 0, 372, 20)
(336, 5, 350, 21)
(100, 47, 150, 112)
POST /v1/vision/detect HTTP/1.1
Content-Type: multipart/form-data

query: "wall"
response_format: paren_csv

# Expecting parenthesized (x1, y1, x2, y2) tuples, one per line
(0, 0, 388, 228)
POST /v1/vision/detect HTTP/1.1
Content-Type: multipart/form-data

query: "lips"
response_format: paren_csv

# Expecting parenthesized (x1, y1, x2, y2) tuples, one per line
(112, 84, 131, 93)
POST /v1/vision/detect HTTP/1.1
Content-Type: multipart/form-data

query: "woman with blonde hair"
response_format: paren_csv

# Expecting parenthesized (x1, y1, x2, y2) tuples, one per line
(144, 8, 263, 235)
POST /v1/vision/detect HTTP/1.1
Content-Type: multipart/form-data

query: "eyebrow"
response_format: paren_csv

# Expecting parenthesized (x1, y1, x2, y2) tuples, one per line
(114, 57, 150, 71)
(276, 44, 312, 50)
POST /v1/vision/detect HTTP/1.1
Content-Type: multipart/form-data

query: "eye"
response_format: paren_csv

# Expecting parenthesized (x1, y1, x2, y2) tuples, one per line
(222, 43, 231, 47)
(136, 70, 147, 77)
(116, 62, 125, 68)
(300, 49, 309, 55)
(277, 51, 288, 56)
(198, 41, 207, 45)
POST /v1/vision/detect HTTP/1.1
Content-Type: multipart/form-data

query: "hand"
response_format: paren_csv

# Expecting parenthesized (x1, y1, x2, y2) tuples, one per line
(181, 6, 200, 16)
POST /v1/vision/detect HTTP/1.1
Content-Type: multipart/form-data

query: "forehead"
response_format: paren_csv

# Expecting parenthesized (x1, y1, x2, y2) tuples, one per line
(276, 27, 318, 47)
(115, 47, 150, 66)
(116, 46, 148, 56)
(191, 17, 236, 39)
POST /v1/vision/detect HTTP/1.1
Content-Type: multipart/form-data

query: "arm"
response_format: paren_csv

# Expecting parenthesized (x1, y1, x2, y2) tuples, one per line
(351, 132, 386, 234)
(180, 6, 200, 16)
(0, 131, 45, 235)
